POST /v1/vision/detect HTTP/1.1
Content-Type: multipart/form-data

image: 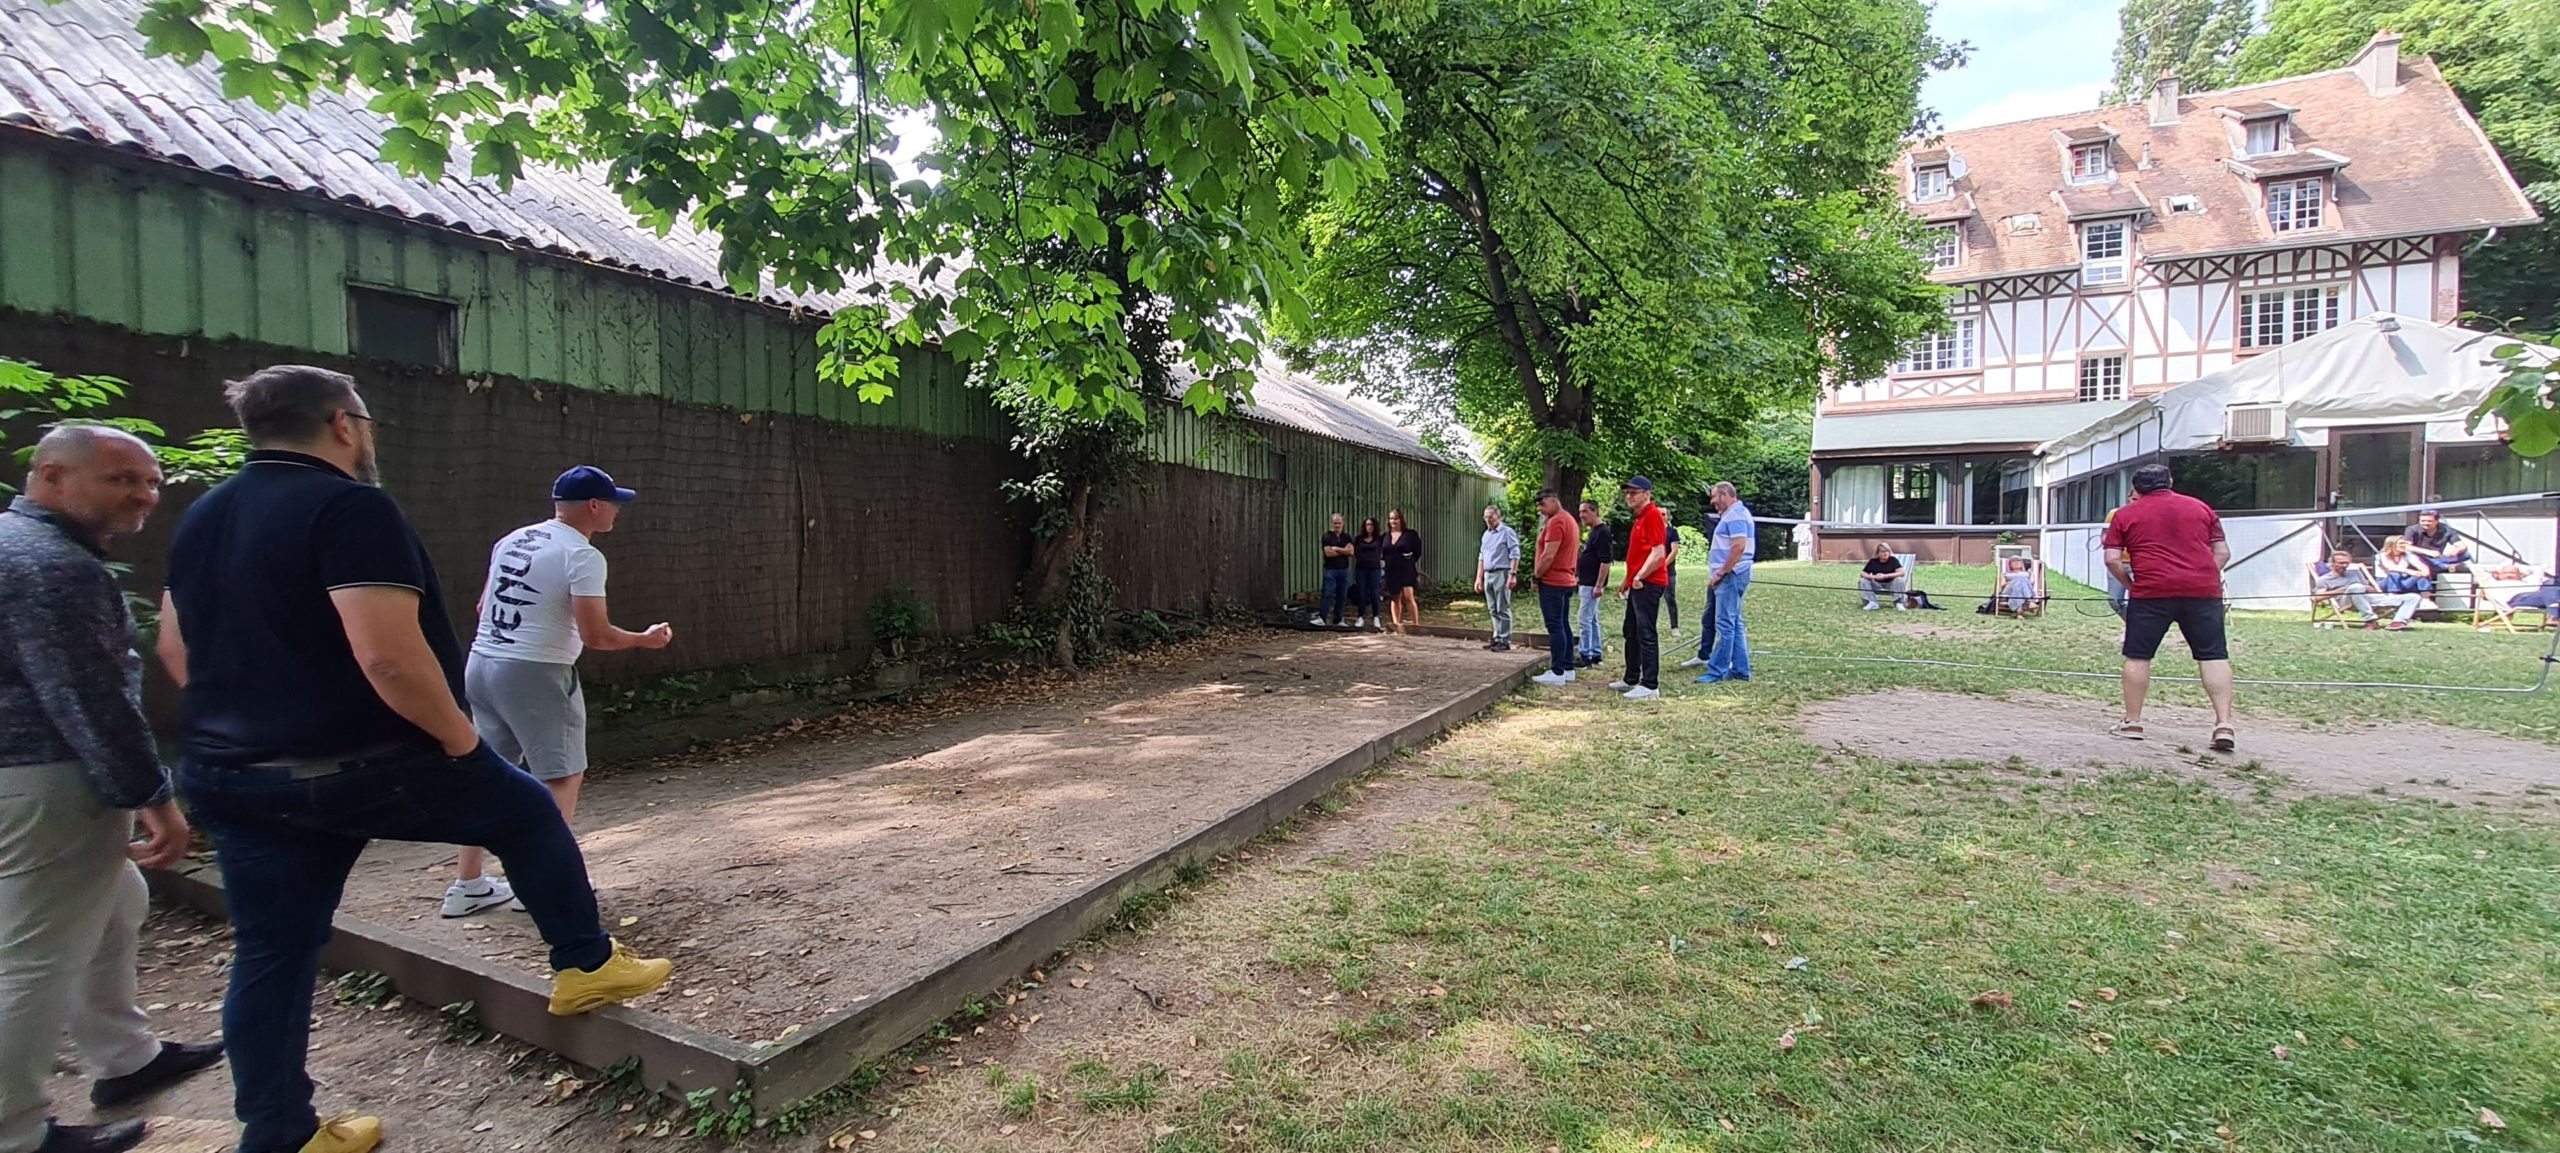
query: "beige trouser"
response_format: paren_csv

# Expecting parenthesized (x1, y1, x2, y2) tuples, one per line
(0, 761, 160, 1153)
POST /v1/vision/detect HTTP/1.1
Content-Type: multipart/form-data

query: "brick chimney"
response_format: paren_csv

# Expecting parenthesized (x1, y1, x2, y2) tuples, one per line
(2352, 30, 2403, 96)
(2149, 71, 2182, 126)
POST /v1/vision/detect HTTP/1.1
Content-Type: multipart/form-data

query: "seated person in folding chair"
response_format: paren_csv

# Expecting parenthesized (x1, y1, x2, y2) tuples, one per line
(2312, 547, 2417, 631)
(2473, 563, 2557, 632)
(2373, 535, 2435, 599)
(2509, 569, 2560, 626)
(1858, 544, 1908, 611)
(1996, 557, 2042, 616)
(2404, 510, 2475, 574)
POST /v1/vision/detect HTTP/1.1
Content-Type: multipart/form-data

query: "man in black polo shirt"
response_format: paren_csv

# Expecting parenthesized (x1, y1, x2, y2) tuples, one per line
(157, 366, 673, 1153)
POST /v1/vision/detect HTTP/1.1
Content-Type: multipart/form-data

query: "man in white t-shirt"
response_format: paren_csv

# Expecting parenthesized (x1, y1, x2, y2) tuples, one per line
(443, 466, 673, 917)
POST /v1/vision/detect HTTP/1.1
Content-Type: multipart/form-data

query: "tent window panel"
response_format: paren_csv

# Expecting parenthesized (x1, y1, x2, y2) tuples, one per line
(2435, 443, 2549, 501)
(2169, 449, 2318, 512)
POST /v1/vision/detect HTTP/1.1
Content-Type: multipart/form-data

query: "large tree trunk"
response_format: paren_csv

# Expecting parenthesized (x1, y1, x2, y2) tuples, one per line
(1544, 461, 1589, 508)
(1021, 481, 1094, 674)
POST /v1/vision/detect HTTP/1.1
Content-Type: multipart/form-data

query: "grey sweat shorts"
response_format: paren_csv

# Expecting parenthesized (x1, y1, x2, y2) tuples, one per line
(463, 655, 588, 781)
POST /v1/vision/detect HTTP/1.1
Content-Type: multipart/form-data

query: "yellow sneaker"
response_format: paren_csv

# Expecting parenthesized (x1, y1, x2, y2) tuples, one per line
(549, 938, 674, 1015)
(299, 1113, 382, 1153)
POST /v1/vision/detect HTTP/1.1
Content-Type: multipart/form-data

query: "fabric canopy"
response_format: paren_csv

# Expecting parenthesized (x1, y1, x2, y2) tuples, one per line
(2038, 314, 2553, 458)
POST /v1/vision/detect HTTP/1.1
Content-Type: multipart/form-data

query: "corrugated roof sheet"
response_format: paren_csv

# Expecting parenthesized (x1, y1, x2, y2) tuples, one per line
(0, 0, 1465, 467)
(1812, 399, 2136, 455)
(0, 0, 880, 309)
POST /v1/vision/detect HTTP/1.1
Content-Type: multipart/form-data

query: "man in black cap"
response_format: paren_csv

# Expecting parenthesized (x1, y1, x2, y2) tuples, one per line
(1608, 477, 1670, 700)
(443, 466, 673, 917)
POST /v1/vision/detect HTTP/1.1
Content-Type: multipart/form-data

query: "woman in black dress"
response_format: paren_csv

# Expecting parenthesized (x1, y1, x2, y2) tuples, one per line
(1382, 508, 1425, 635)
(1352, 516, 1386, 630)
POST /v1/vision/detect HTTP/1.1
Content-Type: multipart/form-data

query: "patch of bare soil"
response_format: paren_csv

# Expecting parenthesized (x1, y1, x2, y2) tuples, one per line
(49, 766, 1494, 1153)
(326, 631, 1530, 1044)
(1799, 689, 2560, 806)
(1878, 618, 2005, 641)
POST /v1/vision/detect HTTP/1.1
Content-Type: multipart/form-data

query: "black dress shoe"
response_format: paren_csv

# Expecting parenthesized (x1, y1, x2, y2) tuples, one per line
(37, 1120, 146, 1153)
(90, 1039, 226, 1109)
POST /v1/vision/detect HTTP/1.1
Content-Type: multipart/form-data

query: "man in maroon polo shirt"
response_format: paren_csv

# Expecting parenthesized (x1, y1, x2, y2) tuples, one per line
(2101, 462, 2238, 751)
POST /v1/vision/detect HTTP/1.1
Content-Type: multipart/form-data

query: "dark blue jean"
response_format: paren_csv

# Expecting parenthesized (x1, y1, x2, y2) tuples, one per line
(2380, 572, 2433, 595)
(1320, 568, 1352, 624)
(178, 744, 611, 1153)
(1356, 568, 1383, 617)
(1536, 582, 1575, 674)
(1704, 570, 1753, 681)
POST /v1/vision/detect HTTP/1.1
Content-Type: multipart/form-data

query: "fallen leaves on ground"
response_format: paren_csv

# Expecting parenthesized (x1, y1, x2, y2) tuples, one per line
(1778, 1029, 1798, 1051)
(2479, 1108, 2506, 1130)
(1968, 990, 2014, 1010)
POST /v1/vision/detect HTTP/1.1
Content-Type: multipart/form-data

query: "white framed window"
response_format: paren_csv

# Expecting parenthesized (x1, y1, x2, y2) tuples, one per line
(2077, 355, 2127, 402)
(1894, 317, 1978, 374)
(1925, 224, 1960, 270)
(2070, 143, 2111, 183)
(2266, 177, 2324, 232)
(2239, 285, 2343, 348)
(2080, 220, 2129, 288)
(1913, 166, 1952, 202)
(2245, 117, 2283, 156)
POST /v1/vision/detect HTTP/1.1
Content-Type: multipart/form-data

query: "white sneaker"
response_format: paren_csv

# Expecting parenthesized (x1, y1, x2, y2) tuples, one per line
(1531, 671, 1576, 686)
(1622, 686, 1661, 700)
(441, 877, 515, 918)
(1607, 679, 1631, 691)
(1678, 656, 1709, 668)
(1862, 603, 1879, 611)
(1894, 603, 1908, 611)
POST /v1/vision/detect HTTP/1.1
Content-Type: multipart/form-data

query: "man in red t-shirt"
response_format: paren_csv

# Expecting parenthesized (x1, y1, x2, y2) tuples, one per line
(1529, 490, 1582, 686)
(2101, 462, 2237, 750)
(1610, 477, 1671, 699)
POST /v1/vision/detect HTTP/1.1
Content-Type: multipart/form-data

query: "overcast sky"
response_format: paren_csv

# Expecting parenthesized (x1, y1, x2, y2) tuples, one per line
(1921, 0, 2131, 130)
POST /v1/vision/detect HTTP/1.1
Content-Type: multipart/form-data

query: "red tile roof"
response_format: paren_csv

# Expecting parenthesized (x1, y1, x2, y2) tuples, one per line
(1903, 58, 2539, 281)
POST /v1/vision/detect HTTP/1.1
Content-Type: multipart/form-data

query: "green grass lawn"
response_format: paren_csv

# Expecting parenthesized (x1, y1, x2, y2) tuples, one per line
(1145, 562, 2560, 1151)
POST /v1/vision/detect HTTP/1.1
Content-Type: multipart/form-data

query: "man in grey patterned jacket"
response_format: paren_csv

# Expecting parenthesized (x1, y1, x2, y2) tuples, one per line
(1, 426, 224, 1153)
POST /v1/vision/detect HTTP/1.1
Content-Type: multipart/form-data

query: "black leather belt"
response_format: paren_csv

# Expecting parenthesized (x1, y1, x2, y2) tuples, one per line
(238, 741, 424, 779)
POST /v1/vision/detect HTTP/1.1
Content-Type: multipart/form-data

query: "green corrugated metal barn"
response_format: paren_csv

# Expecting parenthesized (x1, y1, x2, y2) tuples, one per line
(0, 0, 1503, 675)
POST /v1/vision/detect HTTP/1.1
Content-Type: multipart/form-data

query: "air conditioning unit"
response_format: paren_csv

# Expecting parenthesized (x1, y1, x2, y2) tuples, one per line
(2223, 402, 2290, 444)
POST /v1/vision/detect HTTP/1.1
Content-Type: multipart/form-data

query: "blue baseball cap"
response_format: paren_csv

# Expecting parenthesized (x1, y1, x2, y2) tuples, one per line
(1621, 476, 1655, 492)
(552, 465, 637, 504)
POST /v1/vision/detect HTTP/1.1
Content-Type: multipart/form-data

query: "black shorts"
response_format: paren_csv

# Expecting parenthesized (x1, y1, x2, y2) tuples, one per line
(2122, 597, 2229, 662)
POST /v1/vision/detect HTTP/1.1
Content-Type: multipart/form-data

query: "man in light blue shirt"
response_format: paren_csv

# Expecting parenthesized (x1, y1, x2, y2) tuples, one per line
(1475, 505, 1521, 651)
(1698, 481, 1756, 683)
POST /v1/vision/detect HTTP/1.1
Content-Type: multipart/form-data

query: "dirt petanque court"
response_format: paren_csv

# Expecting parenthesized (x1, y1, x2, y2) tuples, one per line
(80, 628, 1542, 1148)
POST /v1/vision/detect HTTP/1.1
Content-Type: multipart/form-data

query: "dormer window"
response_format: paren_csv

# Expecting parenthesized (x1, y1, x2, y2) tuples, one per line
(2080, 220, 2129, 288)
(1914, 165, 1952, 202)
(2266, 177, 2325, 231)
(2244, 117, 2285, 156)
(1925, 224, 1960, 270)
(2070, 143, 2112, 183)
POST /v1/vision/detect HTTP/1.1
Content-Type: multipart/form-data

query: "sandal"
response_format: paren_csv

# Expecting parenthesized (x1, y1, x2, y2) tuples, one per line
(2109, 721, 2146, 741)
(2210, 725, 2237, 753)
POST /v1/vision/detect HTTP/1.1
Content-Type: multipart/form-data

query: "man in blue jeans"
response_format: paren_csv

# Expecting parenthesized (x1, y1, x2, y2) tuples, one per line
(1573, 500, 1613, 667)
(1696, 481, 1756, 684)
(1317, 514, 1354, 626)
(157, 366, 673, 1153)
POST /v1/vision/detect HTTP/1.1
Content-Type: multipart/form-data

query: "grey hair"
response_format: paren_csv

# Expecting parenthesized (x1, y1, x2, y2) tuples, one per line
(1484, 504, 1502, 515)
(24, 423, 153, 487)
(1711, 481, 1739, 498)
(224, 364, 362, 446)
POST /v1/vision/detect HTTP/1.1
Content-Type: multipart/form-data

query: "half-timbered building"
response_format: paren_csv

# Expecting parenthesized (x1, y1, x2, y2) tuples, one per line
(1809, 32, 2541, 562)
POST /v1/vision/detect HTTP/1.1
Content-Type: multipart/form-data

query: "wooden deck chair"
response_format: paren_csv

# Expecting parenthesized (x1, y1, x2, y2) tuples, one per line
(2471, 566, 2554, 634)
(1991, 557, 2048, 618)
(2307, 562, 2352, 627)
